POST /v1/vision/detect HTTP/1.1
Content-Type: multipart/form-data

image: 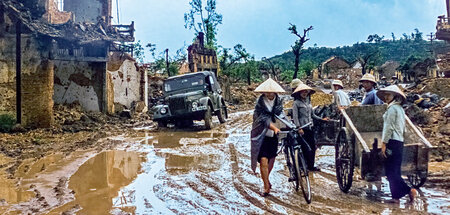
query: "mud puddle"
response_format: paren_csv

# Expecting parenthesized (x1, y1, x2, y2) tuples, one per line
(1, 111, 449, 214)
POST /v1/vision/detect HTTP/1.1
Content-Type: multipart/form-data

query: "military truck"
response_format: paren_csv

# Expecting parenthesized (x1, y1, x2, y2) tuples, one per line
(153, 71, 228, 129)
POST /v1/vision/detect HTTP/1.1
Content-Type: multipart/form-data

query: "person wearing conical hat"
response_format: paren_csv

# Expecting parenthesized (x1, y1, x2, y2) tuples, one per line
(290, 78, 303, 92)
(291, 83, 326, 172)
(359, 73, 383, 105)
(377, 85, 417, 203)
(251, 78, 285, 197)
(332, 80, 351, 107)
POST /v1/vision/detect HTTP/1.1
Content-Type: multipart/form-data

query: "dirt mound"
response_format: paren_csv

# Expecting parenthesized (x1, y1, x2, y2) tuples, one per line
(414, 78, 450, 98)
(311, 92, 334, 107)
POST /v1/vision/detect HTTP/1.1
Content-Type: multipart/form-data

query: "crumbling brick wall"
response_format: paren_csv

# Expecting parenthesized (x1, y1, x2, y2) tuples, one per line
(43, 0, 72, 24)
(0, 35, 54, 127)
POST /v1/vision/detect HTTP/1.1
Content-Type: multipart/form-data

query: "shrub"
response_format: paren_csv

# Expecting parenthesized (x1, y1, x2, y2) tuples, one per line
(0, 114, 16, 133)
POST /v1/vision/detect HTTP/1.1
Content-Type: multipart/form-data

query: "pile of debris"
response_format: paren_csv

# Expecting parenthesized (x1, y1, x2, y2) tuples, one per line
(227, 83, 259, 111)
(402, 78, 450, 162)
(53, 103, 153, 133)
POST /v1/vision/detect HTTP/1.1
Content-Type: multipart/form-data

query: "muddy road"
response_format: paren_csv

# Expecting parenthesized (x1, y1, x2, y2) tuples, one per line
(1, 111, 449, 214)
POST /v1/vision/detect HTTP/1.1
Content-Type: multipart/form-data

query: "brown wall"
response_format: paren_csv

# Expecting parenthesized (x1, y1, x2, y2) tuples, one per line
(0, 34, 54, 128)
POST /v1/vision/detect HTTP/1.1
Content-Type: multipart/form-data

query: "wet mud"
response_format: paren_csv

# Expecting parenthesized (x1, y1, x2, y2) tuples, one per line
(0, 111, 449, 214)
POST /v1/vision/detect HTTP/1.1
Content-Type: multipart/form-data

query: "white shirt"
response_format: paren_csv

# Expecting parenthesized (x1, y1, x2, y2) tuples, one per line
(334, 89, 351, 106)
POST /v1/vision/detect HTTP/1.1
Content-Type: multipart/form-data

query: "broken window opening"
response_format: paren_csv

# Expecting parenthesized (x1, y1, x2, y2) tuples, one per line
(55, 0, 64, 11)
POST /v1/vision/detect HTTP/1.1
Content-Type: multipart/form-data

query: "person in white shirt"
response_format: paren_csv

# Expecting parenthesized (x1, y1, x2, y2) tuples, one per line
(332, 80, 351, 108)
(377, 85, 417, 203)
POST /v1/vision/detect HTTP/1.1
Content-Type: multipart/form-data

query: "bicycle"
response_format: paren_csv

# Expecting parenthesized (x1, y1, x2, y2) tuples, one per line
(276, 115, 312, 204)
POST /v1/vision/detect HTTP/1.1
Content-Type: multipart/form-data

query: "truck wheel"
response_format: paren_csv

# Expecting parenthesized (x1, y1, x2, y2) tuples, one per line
(157, 121, 167, 128)
(217, 105, 227, 124)
(204, 106, 213, 129)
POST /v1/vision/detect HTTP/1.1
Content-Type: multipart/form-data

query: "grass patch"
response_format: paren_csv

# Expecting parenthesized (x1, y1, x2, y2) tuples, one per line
(0, 114, 16, 132)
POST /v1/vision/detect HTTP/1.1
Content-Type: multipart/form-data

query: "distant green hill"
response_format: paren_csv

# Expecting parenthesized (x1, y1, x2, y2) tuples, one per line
(269, 39, 447, 75)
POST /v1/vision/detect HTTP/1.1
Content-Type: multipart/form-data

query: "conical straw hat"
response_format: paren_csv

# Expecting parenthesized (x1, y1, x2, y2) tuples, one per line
(332, 80, 344, 88)
(359, 73, 377, 84)
(376, 85, 406, 102)
(292, 83, 315, 96)
(254, 78, 285, 93)
(290, 78, 303, 89)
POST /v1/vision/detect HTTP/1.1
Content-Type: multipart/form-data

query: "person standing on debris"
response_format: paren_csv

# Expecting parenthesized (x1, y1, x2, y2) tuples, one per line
(332, 80, 351, 108)
(251, 78, 285, 197)
(291, 83, 326, 172)
(377, 85, 417, 203)
(360, 73, 383, 105)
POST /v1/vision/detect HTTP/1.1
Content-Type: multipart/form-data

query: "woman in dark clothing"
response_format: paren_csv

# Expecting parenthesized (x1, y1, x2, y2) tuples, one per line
(250, 78, 285, 196)
(377, 85, 417, 203)
(291, 84, 327, 171)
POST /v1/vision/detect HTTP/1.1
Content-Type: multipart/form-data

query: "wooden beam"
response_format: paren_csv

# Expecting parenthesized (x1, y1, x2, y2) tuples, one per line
(341, 109, 371, 153)
(405, 115, 433, 148)
(16, 19, 21, 124)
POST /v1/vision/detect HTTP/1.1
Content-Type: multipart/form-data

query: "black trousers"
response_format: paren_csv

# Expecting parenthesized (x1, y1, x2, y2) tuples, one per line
(384, 139, 411, 199)
(298, 128, 316, 170)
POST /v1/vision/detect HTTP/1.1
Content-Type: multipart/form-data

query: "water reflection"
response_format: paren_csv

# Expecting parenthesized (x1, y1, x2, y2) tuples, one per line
(152, 131, 228, 148)
(0, 172, 34, 207)
(164, 154, 221, 174)
(67, 151, 143, 214)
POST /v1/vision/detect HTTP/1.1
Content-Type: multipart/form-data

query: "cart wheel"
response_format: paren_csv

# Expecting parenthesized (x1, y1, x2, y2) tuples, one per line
(335, 127, 355, 193)
(407, 172, 427, 188)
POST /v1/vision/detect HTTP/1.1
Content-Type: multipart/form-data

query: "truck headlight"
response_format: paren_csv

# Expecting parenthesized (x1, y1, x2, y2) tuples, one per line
(192, 102, 198, 109)
(160, 107, 167, 114)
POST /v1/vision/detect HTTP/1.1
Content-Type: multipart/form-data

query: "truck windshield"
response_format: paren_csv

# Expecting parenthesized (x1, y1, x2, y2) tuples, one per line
(164, 75, 204, 92)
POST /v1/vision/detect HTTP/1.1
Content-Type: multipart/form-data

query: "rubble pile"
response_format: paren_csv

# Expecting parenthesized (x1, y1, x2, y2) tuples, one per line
(403, 79, 450, 162)
(311, 92, 334, 107)
(148, 75, 165, 107)
(228, 83, 259, 111)
(413, 78, 450, 98)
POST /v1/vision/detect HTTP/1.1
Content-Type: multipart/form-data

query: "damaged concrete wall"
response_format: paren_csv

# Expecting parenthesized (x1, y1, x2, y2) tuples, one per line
(53, 61, 106, 112)
(107, 59, 142, 110)
(0, 34, 54, 127)
(64, 0, 111, 24)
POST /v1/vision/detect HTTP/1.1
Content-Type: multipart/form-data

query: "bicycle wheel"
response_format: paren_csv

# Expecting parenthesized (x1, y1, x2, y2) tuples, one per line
(286, 146, 300, 191)
(294, 148, 312, 204)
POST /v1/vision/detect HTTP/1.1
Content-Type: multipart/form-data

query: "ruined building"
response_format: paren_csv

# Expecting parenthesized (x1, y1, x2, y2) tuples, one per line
(435, 0, 450, 77)
(0, 0, 142, 128)
(187, 32, 219, 75)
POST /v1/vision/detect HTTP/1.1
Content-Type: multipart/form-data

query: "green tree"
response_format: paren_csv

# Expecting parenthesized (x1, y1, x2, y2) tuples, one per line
(151, 45, 187, 76)
(132, 40, 145, 64)
(353, 43, 381, 75)
(184, 0, 223, 49)
(288, 24, 313, 79)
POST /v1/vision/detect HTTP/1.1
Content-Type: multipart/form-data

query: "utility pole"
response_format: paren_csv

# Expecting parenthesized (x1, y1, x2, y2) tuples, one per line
(165, 49, 170, 77)
(16, 20, 22, 124)
(427, 32, 435, 45)
(116, 0, 120, 24)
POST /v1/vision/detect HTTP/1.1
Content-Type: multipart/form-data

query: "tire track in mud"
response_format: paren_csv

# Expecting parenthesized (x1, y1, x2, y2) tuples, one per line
(228, 142, 318, 215)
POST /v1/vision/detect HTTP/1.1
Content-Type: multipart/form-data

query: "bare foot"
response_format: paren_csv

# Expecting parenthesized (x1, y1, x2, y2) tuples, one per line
(409, 188, 417, 202)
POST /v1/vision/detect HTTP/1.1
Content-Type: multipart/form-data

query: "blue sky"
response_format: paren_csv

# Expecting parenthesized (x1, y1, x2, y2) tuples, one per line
(114, 0, 446, 61)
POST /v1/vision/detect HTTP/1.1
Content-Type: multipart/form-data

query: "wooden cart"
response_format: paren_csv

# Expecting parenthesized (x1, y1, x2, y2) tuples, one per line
(318, 105, 433, 193)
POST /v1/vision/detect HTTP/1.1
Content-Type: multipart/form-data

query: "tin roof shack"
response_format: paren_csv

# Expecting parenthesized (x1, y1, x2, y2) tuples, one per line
(187, 33, 219, 75)
(0, 0, 135, 128)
